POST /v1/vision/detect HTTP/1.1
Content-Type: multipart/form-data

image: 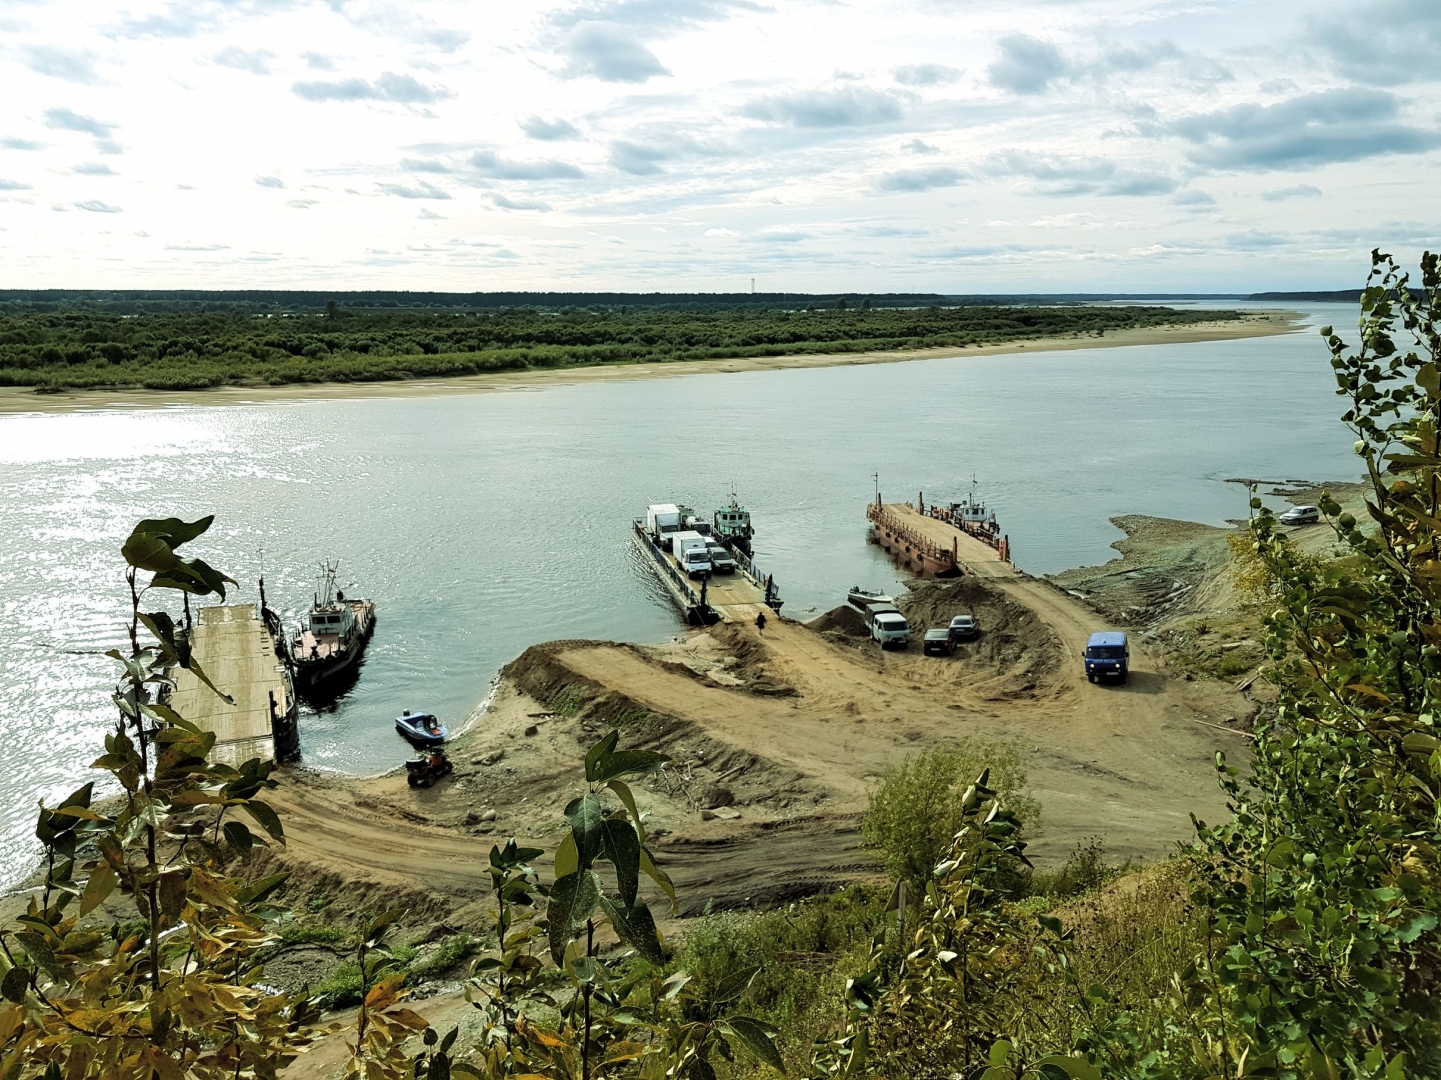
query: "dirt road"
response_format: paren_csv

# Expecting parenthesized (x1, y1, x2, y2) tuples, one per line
(265, 547, 1247, 918)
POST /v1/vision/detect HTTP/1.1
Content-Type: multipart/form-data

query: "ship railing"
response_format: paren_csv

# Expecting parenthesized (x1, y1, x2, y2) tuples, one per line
(732, 547, 782, 610)
(634, 520, 700, 605)
(868, 503, 956, 565)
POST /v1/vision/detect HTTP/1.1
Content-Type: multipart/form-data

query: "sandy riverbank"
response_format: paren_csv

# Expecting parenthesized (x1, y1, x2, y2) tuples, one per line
(0, 311, 1300, 416)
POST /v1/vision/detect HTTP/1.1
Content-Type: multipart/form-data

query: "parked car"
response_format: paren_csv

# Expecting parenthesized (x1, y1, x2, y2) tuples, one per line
(1084, 631, 1129, 683)
(1278, 505, 1321, 525)
(863, 603, 911, 648)
(948, 614, 979, 642)
(923, 629, 954, 656)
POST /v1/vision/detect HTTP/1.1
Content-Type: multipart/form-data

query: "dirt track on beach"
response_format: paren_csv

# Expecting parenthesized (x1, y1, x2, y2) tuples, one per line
(267, 553, 1249, 917)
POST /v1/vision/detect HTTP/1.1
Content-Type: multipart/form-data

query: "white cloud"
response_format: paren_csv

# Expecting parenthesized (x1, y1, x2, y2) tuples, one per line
(0, 0, 1435, 290)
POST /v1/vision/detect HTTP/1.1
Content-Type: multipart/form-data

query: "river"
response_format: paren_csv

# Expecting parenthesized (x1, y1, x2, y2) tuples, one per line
(0, 303, 1362, 885)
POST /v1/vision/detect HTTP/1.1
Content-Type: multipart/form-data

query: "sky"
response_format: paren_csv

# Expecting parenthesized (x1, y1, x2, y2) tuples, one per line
(1, 0, 1438, 292)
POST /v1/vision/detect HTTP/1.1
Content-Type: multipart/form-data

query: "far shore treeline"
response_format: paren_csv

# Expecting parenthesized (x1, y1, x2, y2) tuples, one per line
(0, 302, 1247, 392)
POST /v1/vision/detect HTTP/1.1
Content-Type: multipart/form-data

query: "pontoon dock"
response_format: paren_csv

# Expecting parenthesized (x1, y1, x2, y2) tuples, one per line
(167, 603, 300, 767)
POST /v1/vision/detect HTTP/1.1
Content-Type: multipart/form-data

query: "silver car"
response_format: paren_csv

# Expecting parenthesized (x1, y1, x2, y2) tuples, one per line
(1278, 505, 1320, 525)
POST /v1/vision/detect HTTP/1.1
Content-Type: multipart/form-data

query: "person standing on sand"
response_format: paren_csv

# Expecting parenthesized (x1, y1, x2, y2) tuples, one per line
(755, 610, 767, 633)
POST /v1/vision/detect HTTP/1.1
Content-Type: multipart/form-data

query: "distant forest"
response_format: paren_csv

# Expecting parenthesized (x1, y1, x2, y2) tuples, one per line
(0, 303, 1247, 392)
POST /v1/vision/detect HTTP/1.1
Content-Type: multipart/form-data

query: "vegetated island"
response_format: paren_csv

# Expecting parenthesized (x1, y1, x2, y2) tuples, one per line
(0, 302, 1284, 395)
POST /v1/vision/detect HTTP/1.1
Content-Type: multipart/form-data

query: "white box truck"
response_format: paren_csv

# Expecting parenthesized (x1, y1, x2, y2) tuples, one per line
(646, 504, 682, 550)
(672, 531, 712, 579)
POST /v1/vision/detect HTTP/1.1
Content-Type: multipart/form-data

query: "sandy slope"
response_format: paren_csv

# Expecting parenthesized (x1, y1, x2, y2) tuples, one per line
(266, 560, 1248, 919)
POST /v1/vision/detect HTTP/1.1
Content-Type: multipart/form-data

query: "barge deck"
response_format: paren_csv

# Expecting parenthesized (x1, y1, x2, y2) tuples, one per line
(867, 496, 1015, 578)
(167, 602, 300, 767)
(633, 520, 782, 624)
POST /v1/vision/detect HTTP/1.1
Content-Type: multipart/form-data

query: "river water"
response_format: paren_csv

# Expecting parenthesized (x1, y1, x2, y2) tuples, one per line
(0, 304, 1363, 885)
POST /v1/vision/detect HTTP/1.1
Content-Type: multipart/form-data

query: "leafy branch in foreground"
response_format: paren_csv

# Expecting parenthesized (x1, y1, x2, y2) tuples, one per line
(464, 729, 787, 1079)
(0, 515, 432, 1079)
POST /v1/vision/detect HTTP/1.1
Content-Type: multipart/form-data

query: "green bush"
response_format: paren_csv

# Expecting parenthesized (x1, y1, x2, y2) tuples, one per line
(861, 742, 1040, 889)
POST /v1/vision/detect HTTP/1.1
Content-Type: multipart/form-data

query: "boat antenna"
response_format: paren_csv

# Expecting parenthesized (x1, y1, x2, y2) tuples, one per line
(873, 471, 880, 501)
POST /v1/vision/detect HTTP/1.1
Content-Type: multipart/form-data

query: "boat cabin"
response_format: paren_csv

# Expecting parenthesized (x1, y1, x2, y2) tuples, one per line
(308, 603, 356, 639)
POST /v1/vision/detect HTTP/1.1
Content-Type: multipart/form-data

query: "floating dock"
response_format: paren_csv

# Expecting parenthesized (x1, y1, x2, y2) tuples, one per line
(633, 520, 782, 625)
(867, 495, 1014, 578)
(167, 602, 300, 767)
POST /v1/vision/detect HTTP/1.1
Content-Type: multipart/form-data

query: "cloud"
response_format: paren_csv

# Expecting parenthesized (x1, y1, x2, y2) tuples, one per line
(377, 180, 452, 199)
(561, 22, 669, 82)
(1, 137, 44, 150)
(988, 34, 1068, 95)
(742, 87, 905, 128)
(94, 138, 123, 155)
(1312, 0, 1441, 86)
(401, 157, 451, 173)
(255, 175, 285, 188)
(521, 115, 580, 141)
(73, 162, 115, 175)
(1261, 183, 1322, 201)
(990, 151, 1178, 196)
(551, 0, 761, 35)
(292, 73, 453, 104)
(490, 193, 552, 211)
(470, 150, 584, 180)
(1172, 189, 1217, 208)
(24, 45, 101, 84)
(302, 51, 336, 70)
(75, 199, 121, 213)
(417, 207, 445, 219)
(894, 63, 961, 87)
(0, 179, 32, 191)
(876, 165, 965, 192)
(1168, 88, 1439, 171)
(44, 107, 116, 137)
(704, 227, 738, 237)
(610, 140, 668, 175)
(902, 139, 940, 155)
(164, 242, 229, 250)
(214, 46, 274, 74)
(111, 4, 214, 38)
(287, 198, 318, 208)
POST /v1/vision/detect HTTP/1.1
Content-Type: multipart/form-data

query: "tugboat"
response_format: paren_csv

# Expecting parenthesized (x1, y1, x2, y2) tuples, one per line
(947, 479, 1000, 541)
(289, 562, 376, 693)
(713, 491, 755, 556)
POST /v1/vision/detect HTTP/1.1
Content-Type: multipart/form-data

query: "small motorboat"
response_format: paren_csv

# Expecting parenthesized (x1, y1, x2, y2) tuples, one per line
(395, 710, 448, 746)
(848, 586, 894, 611)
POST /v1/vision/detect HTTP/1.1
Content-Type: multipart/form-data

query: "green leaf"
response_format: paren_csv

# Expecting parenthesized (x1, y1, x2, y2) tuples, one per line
(15, 933, 60, 980)
(1032, 1056, 1102, 1080)
(584, 730, 620, 782)
(601, 816, 641, 908)
(365, 907, 407, 943)
(238, 872, 290, 905)
(158, 871, 187, 919)
(132, 515, 215, 548)
(223, 820, 255, 852)
(590, 749, 670, 782)
(553, 832, 580, 880)
(121, 531, 181, 573)
(1, 966, 28, 1003)
(607, 779, 645, 842)
(565, 794, 604, 870)
(640, 847, 676, 914)
(724, 1016, 785, 1074)
(712, 966, 758, 1006)
(243, 799, 284, 842)
(599, 895, 664, 965)
(546, 870, 601, 965)
(79, 863, 117, 916)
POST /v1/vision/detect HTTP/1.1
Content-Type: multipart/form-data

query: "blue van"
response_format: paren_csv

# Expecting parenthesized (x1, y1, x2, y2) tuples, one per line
(1085, 631, 1129, 683)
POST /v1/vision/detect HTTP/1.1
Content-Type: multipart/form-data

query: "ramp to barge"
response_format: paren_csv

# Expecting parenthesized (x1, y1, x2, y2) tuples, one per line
(871, 503, 1017, 578)
(168, 603, 298, 767)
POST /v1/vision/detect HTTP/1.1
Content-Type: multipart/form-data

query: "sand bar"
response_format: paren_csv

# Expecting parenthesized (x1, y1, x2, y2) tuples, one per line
(0, 311, 1301, 416)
